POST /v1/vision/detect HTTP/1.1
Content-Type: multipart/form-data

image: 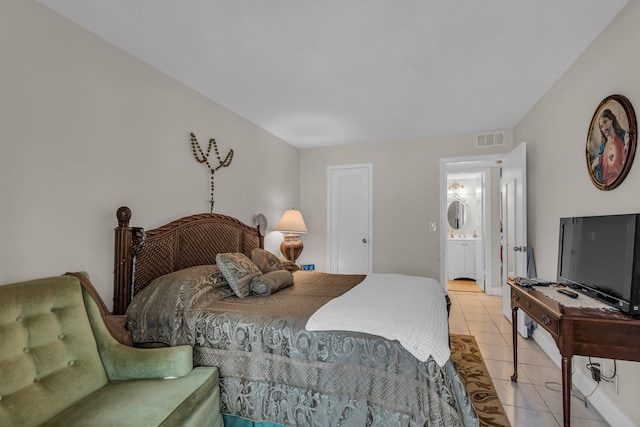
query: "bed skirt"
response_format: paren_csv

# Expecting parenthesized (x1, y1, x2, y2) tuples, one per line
(199, 346, 477, 427)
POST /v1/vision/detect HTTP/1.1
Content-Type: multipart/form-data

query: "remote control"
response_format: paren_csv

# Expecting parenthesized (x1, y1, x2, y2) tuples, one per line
(529, 278, 550, 286)
(557, 289, 579, 298)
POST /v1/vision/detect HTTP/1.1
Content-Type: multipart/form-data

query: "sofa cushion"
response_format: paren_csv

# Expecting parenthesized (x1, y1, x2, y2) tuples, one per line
(0, 276, 108, 427)
(43, 367, 220, 427)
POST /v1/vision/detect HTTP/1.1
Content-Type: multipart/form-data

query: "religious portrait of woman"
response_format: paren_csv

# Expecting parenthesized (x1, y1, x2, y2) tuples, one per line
(586, 94, 637, 191)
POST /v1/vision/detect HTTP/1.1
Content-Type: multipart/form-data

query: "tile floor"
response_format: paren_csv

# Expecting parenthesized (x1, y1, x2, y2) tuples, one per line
(448, 288, 610, 427)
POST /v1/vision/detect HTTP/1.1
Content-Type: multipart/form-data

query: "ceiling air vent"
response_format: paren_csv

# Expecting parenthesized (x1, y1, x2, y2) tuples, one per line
(476, 131, 505, 148)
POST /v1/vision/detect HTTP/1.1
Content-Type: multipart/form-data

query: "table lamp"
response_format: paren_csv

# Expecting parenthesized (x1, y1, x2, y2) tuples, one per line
(275, 209, 307, 262)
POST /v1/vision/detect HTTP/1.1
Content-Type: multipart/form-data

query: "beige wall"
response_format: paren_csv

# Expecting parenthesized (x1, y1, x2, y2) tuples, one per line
(0, 0, 299, 305)
(515, 1, 640, 423)
(299, 135, 512, 277)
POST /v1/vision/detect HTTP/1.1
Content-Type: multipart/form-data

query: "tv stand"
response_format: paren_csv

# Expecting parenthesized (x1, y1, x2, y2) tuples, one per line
(507, 280, 640, 427)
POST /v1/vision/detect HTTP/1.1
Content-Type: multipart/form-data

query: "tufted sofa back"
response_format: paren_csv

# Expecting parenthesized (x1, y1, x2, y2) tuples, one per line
(0, 275, 109, 426)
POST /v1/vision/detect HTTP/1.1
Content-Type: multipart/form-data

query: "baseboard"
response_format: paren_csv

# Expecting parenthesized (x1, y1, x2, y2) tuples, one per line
(486, 285, 502, 296)
(532, 328, 635, 427)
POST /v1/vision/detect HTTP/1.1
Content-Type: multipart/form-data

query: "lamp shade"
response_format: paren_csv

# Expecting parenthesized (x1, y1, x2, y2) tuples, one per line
(275, 209, 307, 234)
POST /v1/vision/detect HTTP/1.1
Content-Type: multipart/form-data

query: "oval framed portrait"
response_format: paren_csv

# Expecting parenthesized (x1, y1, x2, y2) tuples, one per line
(586, 94, 637, 191)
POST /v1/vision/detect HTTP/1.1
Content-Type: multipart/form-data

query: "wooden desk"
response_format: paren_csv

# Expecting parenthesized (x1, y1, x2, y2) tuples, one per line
(507, 280, 640, 427)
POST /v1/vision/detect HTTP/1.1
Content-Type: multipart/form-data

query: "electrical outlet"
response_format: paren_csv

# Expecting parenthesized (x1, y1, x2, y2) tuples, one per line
(589, 358, 603, 382)
(591, 363, 601, 382)
(429, 222, 437, 232)
(597, 359, 605, 381)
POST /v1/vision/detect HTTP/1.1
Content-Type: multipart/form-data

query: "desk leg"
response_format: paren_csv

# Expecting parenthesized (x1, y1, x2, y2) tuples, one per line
(510, 307, 518, 382)
(562, 356, 572, 427)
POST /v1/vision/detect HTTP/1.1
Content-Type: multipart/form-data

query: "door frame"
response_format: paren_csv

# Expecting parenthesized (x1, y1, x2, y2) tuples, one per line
(445, 170, 486, 291)
(440, 153, 510, 296)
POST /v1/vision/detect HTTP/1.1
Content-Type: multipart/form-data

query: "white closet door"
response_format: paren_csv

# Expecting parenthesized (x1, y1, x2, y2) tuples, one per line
(328, 164, 372, 274)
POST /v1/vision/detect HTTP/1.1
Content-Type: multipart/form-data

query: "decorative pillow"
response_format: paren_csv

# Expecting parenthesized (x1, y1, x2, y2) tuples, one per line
(251, 270, 294, 296)
(280, 258, 301, 273)
(216, 252, 262, 298)
(251, 248, 283, 273)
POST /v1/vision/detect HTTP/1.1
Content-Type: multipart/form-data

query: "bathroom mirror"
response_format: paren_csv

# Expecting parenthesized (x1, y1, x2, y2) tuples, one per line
(447, 201, 467, 230)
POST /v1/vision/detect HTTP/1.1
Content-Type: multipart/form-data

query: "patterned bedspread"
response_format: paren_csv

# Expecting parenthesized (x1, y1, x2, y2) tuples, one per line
(127, 270, 478, 426)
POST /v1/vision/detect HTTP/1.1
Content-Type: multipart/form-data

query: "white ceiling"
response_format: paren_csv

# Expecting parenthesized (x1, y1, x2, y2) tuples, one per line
(38, 0, 628, 149)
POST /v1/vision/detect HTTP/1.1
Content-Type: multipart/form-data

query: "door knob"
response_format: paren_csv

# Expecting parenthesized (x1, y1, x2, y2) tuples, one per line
(362, 238, 368, 243)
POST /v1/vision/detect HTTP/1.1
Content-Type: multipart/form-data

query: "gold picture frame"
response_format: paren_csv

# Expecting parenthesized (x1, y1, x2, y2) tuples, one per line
(586, 94, 637, 191)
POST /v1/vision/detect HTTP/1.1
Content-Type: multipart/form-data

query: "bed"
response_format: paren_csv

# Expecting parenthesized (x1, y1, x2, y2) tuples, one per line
(113, 206, 478, 427)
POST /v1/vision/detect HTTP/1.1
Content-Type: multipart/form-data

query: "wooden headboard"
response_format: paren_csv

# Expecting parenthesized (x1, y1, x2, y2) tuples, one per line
(113, 206, 264, 314)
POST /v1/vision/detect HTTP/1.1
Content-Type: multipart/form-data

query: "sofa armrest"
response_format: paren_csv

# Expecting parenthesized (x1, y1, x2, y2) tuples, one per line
(82, 289, 193, 381)
(99, 342, 193, 381)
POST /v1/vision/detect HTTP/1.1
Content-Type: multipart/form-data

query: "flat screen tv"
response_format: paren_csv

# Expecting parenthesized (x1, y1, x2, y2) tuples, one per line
(557, 214, 640, 316)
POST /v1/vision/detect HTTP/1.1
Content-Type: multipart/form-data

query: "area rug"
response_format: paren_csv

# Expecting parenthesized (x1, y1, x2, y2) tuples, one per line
(450, 334, 511, 427)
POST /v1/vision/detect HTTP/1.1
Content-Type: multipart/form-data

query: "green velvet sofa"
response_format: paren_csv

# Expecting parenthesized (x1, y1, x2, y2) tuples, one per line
(0, 274, 223, 427)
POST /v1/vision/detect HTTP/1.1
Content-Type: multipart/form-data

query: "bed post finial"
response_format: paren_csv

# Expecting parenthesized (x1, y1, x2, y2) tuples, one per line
(114, 206, 133, 314)
(117, 206, 131, 228)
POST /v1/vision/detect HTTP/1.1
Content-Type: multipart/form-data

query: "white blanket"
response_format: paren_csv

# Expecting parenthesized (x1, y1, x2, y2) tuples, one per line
(305, 273, 450, 367)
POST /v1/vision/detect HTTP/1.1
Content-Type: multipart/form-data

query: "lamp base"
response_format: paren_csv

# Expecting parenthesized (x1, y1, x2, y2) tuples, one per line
(280, 234, 303, 262)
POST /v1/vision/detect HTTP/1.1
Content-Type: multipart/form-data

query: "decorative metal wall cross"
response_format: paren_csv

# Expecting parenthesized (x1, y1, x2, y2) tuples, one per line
(189, 132, 234, 212)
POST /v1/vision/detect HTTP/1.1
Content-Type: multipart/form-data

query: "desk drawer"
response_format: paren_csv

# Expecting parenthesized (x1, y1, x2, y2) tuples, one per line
(511, 289, 560, 337)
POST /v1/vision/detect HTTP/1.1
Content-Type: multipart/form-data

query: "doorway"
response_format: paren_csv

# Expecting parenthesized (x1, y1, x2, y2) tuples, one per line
(445, 172, 484, 292)
(441, 162, 501, 296)
(440, 144, 527, 301)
